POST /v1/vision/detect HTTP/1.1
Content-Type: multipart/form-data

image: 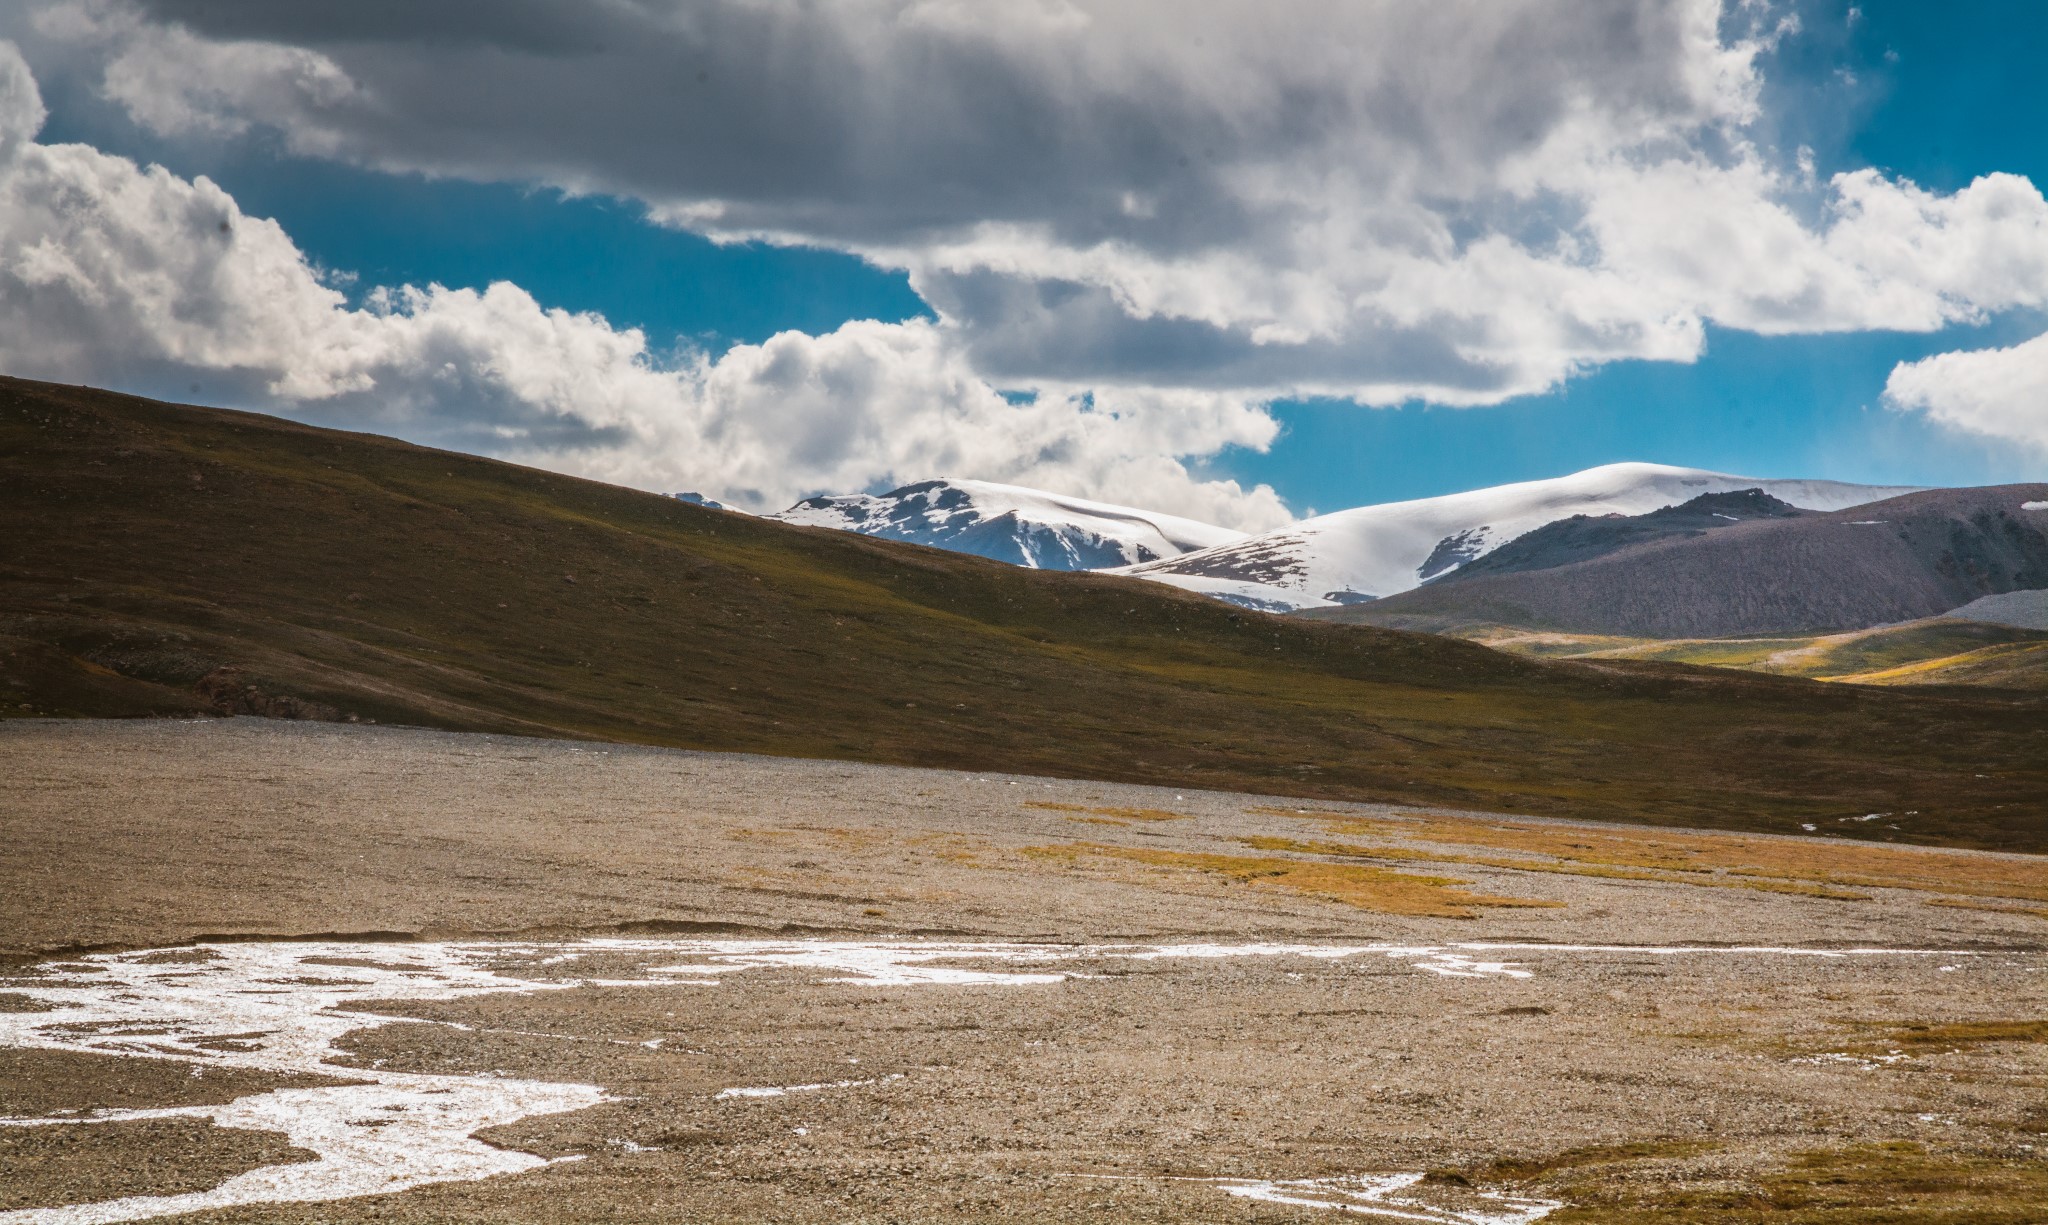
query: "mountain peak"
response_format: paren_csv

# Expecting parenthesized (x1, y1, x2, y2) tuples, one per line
(767, 478, 1243, 570)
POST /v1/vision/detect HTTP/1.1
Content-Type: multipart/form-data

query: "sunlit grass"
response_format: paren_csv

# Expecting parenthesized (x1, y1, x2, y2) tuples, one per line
(1024, 802, 1191, 821)
(1021, 842, 1560, 918)
(1246, 807, 2048, 905)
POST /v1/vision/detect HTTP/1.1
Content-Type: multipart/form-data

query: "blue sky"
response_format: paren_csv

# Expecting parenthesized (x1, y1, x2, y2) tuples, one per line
(2, 1, 2044, 522)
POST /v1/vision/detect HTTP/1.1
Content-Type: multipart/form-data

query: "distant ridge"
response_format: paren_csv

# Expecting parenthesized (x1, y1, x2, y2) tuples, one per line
(1121, 463, 1921, 612)
(1312, 486, 2048, 638)
(1439, 489, 1813, 580)
(1947, 587, 2048, 631)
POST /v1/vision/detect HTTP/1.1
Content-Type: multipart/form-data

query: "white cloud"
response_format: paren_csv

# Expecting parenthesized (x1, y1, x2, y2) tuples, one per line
(1884, 332, 2048, 456)
(0, 32, 41, 160)
(25, 0, 2048, 410)
(0, 40, 1289, 527)
(5, 3, 2048, 507)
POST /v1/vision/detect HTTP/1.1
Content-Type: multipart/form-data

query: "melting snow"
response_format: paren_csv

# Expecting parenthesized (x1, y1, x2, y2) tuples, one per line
(0, 939, 1976, 1223)
(715, 1073, 904, 1100)
(1792, 1050, 1912, 1071)
(1219, 1172, 1560, 1224)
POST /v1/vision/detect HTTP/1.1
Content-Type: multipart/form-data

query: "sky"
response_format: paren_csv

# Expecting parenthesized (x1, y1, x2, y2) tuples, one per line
(0, 1, 2044, 525)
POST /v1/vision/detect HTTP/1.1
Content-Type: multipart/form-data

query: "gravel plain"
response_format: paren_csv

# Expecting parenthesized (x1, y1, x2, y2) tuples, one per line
(1, 718, 2044, 1223)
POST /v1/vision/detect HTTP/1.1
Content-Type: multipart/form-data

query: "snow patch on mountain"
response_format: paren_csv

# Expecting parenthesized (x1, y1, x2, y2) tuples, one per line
(768, 479, 1243, 570)
(1122, 463, 1925, 612)
(670, 491, 740, 512)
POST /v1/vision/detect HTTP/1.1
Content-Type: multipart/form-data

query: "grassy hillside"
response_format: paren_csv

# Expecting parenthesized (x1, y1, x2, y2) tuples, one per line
(1458, 619, 2048, 692)
(4, 378, 2047, 848)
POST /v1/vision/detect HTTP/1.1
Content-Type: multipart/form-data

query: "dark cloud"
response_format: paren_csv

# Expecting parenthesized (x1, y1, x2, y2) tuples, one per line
(17, 2, 2048, 422)
(144, 0, 608, 54)
(104, 0, 1703, 256)
(921, 270, 1499, 396)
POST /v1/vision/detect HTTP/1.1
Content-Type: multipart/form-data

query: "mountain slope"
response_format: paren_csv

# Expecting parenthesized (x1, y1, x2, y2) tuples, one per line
(1121, 463, 1922, 611)
(769, 479, 1241, 569)
(1314, 487, 2048, 638)
(3, 377, 2046, 847)
(1946, 587, 2048, 631)
(1447, 489, 1813, 580)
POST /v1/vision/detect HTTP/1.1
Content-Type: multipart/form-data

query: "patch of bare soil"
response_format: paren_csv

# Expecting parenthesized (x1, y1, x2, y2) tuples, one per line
(0, 1049, 355, 1117)
(0, 1117, 315, 1210)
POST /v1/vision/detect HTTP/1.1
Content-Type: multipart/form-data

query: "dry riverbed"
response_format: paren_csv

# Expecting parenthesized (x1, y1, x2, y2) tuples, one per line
(2, 718, 2045, 1223)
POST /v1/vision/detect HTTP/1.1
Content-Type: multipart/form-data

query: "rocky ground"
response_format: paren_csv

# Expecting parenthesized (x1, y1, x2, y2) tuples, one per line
(2, 718, 2044, 1224)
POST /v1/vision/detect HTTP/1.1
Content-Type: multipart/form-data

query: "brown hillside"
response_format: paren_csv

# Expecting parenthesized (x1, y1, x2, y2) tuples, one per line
(3, 377, 2045, 848)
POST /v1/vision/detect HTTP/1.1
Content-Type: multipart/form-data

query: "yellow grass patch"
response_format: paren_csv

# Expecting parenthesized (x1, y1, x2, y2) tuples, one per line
(1250, 807, 2048, 905)
(903, 832, 987, 867)
(1023, 842, 1560, 918)
(725, 825, 893, 851)
(1829, 640, 2048, 685)
(1025, 802, 1191, 822)
(1240, 835, 1870, 901)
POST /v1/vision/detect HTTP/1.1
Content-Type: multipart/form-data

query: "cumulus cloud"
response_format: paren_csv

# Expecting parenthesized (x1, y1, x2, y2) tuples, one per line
(6, 2, 2048, 512)
(0, 40, 1288, 525)
(22, 0, 2048, 407)
(1884, 332, 2048, 456)
(0, 35, 41, 160)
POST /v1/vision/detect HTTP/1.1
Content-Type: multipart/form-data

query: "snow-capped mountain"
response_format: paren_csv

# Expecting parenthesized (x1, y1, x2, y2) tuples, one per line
(670, 491, 739, 511)
(1118, 463, 1926, 612)
(768, 479, 1244, 570)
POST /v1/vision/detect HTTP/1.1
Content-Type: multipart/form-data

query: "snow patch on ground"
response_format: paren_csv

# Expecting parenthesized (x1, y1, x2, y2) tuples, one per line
(0, 939, 1976, 1223)
(1219, 1171, 1560, 1224)
(715, 1073, 905, 1100)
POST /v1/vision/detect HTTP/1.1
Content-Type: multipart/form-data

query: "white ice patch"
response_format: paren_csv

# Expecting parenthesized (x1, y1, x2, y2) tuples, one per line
(0, 943, 609, 1225)
(1791, 1050, 1912, 1071)
(1219, 1172, 1560, 1224)
(715, 1072, 905, 1100)
(0, 938, 1975, 1223)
